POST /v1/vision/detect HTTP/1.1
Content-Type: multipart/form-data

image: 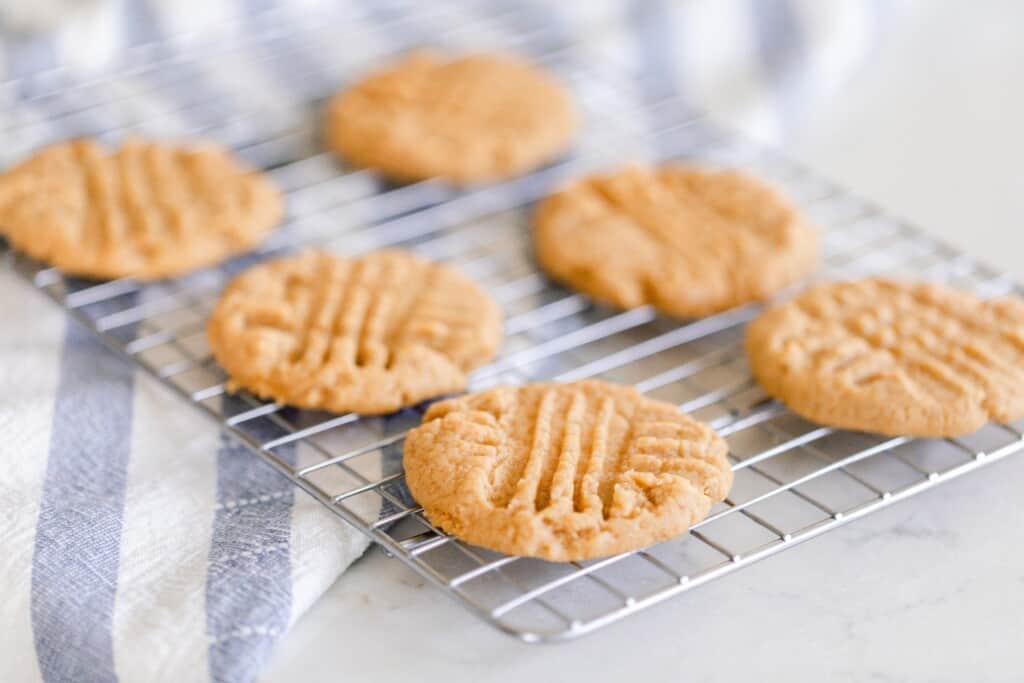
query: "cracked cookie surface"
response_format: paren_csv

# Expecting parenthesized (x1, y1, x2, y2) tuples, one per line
(534, 164, 817, 318)
(208, 249, 503, 415)
(325, 52, 576, 183)
(746, 278, 1024, 436)
(403, 379, 732, 561)
(0, 138, 282, 279)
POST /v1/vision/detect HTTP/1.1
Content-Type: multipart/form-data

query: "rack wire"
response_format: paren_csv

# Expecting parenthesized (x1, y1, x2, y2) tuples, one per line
(4, 0, 1023, 643)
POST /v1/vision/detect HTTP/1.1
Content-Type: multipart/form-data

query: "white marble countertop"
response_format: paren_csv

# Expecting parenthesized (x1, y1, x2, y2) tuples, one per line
(263, 5, 1024, 681)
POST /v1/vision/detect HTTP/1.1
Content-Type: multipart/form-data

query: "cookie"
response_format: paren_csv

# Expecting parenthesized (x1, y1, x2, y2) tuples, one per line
(403, 379, 732, 561)
(207, 249, 503, 415)
(0, 138, 282, 280)
(534, 164, 818, 318)
(324, 52, 576, 183)
(746, 278, 1024, 437)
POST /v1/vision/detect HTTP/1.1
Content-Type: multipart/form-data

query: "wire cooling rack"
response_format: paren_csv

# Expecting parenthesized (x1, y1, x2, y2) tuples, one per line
(4, 0, 1024, 643)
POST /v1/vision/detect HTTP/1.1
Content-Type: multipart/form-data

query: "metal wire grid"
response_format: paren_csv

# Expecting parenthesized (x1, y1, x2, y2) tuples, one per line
(5, 2, 1024, 643)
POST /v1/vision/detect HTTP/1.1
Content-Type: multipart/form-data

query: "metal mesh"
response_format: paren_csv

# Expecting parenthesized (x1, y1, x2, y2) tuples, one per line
(4, 1, 1022, 642)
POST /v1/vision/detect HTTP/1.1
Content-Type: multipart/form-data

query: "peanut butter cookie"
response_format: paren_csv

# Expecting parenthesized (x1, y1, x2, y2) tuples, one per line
(403, 379, 732, 561)
(208, 249, 503, 415)
(534, 164, 817, 318)
(324, 52, 576, 183)
(746, 278, 1024, 436)
(0, 138, 282, 280)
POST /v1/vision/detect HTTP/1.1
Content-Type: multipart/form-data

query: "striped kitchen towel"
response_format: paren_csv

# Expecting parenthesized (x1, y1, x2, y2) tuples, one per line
(0, 1, 898, 681)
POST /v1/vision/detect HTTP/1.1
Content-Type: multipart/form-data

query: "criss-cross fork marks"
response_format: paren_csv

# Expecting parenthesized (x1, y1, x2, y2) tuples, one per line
(233, 250, 495, 375)
(504, 389, 599, 514)
(0, 139, 280, 277)
(588, 166, 796, 265)
(431, 383, 731, 523)
(208, 249, 503, 413)
(534, 163, 817, 318)
(286, 253, 423, 373)
(780, 279, 1024, 417)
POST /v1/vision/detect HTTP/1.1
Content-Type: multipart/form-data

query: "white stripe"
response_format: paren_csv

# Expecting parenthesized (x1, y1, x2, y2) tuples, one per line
(111, 376, 218, 682)
(681, 0, 782, 144)
(305, 21, 382, 82)
(0, 269, 65, 683)
(559, 0, 623, 34)
(149, 0, 242, 44)
(791, 0, 873, 100)
(286, 430, 376, 628)
(53, 0, 124, 76)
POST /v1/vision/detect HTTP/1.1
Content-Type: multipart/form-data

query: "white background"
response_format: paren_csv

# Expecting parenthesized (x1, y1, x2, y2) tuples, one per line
(264, 4, 1024, 681)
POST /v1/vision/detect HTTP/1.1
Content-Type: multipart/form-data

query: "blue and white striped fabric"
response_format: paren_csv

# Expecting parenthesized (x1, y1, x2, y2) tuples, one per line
(0, 1, 896, 681)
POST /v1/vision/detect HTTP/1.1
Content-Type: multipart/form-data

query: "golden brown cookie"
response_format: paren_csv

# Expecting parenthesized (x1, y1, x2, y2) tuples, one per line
(324, 52, 576, 183)
(746, 278, 1024, 437)
(534, 164, 818, 318)
(403, 379, 732, 561)
(207, 249, 503, 415)
(0, 138, 282, 280)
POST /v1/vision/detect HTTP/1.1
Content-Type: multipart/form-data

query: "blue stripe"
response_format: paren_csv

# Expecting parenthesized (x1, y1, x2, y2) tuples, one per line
(30, 319, 136, 683)
(629, 0, 682, 105)
(749, 0, 808, 136)
(503, 0, 572, 59)
(205, 435, 296, 683)
(629, 0, 686, 141)
(120, 0, 164, 46)
(356, 0, 425, 50)
(243, 0, 278, 15)
(4, 35, 56, 83)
